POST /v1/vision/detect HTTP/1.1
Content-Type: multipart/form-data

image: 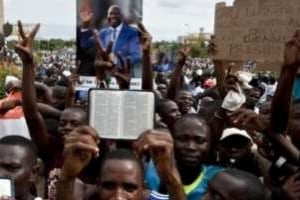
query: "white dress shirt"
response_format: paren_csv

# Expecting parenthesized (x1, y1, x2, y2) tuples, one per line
(110, 23, 123, 43)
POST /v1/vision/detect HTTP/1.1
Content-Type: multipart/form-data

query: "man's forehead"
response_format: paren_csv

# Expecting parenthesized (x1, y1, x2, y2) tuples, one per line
(176, 129, 208, 139)
(100, 159, 142, 183)
(165, 101, 178, 109)
(108, 5, 121, 14)
(176, 118, 205, 128)
(102, 159, 140, 173)
(0, 145, 28, 163)
(179, 91, 192, 97)
(61, 109, 85, 119)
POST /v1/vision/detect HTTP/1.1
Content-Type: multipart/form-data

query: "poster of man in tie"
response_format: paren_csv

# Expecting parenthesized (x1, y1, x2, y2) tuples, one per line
(76, 0, 144, 90)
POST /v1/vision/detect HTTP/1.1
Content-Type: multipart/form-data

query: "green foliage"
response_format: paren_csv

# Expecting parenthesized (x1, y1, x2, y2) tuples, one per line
(0, 64, 22, 98)
(153, 41, 184, 53)
(153, 40, 208, 58)
(189, 41, 209, 58)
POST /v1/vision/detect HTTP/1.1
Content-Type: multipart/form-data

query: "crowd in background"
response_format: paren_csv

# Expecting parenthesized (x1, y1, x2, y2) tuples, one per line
(0, 3, 300, 200)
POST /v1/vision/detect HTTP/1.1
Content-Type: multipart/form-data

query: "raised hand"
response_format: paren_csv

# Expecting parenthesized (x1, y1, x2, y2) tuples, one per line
(93, 30, 115, 69)
(79, 0, 93, 28)
(284, 29, 300, 67)
(62, 126, 100, 178)
(208, 35, 217, 56)
(14, 21, 40, 64)
(114, 54, 130, 89)
(177, 49, 188, 67)
(135, 130, 179, 184)
(227, 108, 269, 131)
(137, 22, 152, 51)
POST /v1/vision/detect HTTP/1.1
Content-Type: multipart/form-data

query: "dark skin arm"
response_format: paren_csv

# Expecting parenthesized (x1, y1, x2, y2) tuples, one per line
(114, 54, 131, 89)
(15, 21, 50, 153)
(37, 103, 61, 119)
(136, 130, 187, 200)
(207, 37, 229, 140)
(210, 78, 245, 140)
(65, 72, 78, 108)
(167, 51, 186, 100)
(56, 126, 99, 200)
(209, 35, 227, 98)
(266, 30, 300, 165)
(138, 23, 153, 91)
(271, 30, 300, 133)
(227, 108, 270, 132)
(0, 99, 21, 113)
(35, 82, 52, 105)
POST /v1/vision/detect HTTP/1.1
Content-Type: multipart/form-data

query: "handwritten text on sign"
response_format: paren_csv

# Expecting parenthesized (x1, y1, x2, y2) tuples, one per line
(214, 0, 300, 70)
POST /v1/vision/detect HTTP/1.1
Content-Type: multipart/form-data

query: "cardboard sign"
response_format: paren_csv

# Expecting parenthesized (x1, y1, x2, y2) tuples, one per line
(214, 0, 299, 71)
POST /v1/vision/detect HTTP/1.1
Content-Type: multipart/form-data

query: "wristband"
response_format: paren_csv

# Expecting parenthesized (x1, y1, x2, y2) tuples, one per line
(274, 156, 287, 168)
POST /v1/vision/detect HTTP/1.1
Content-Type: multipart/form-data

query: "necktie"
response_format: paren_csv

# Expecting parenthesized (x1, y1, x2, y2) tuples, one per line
(112, 28, 117, 41)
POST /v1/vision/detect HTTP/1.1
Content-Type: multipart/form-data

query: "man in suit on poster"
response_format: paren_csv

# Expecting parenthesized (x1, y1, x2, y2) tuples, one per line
(79, 4, 142, 78)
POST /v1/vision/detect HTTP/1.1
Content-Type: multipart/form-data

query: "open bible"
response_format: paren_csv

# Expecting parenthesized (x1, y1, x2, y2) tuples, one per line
(89, 89, 155, 139)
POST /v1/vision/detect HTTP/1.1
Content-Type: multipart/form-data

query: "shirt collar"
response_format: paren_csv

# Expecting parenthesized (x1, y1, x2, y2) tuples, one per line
(110, 23, 123, 32)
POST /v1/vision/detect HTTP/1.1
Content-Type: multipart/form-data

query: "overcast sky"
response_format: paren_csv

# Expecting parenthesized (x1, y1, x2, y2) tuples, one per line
(3, 0, 234, 40)
(143, 0, 234, 41)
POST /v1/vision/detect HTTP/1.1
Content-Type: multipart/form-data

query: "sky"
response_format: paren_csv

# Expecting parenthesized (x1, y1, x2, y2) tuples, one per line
(143, 0, 234, 41)
(3, 0, 234, 41)
(3, 0, 76, 39)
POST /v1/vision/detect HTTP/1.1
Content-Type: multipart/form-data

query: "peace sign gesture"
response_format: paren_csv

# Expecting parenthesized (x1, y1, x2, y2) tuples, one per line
(14, 20, 40, 64)
(93, 30, 115, 69)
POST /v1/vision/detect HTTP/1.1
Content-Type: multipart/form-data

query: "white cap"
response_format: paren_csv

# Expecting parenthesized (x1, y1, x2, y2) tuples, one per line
(220, 128, 252, 142)
(5, 75, 19, 85)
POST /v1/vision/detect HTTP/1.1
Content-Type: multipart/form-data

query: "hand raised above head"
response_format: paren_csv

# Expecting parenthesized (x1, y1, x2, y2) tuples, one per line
(62, 126, 100, 178)
(208, 35, 217, 56)
(135, 130, 182, 184)
(93, 30, 115, 69)
(79, 0, 93, 28)
(227, 108, 269, 131)
(137, 22, 152, 51)
(177, 49, 188, 67)
(283, 29, 300, 68)
(14, 20, 40, 64)
(135, 130, 174, 166)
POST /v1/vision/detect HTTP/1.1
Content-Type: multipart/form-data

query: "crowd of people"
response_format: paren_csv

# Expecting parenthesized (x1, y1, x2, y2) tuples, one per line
(35, 48, 76, 86)
(1, 3, 300, 200)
